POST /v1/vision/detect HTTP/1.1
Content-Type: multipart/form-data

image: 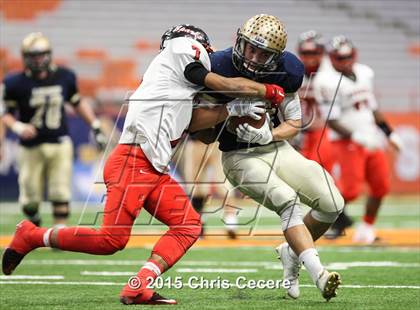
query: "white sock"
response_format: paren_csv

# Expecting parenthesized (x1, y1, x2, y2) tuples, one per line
(224, 214, 238, 231)
(43, 228, 53, 247)
(143, 261, 162, 277)
(286, 244, 298, 260)
(298, 248, 324, 284)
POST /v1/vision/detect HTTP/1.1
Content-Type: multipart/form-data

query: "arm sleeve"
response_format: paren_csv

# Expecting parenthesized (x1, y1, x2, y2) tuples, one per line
(184, 62, 210, 86)
(169, 37, 211, 85)
(1, 80, 17, 115)
(277, 93, 301, 121)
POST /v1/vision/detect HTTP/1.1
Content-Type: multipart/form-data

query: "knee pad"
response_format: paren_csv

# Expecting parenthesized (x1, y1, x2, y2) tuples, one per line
(311, 190, 345, 223)
(22, 202, 39, 217)
(310, 209, 343, 224)
(52, 201, 70, 219)
(22, 202, 41, 226)
(279, 201, 304, 231)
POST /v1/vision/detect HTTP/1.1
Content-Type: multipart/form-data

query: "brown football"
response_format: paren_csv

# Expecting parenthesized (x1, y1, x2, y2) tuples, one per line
(227, 113, 266, 133)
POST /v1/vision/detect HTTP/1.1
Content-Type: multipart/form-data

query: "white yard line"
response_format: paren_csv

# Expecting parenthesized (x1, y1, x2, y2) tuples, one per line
(0, 275, 64, 280)
(1, 281, 420, 289)
(176, 268, 257, 273)
(81, 271, 135, 276)
(24, 259, 420, 270)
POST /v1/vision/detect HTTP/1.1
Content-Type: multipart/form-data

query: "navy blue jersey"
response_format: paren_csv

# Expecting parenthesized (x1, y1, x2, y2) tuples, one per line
(2, 67, 80, 147)
(209, 48, 304, 152)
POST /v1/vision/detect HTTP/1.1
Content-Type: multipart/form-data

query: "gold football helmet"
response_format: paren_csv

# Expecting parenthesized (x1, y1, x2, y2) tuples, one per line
(21, 32, 52, 74)
(233, 14, 287, 78)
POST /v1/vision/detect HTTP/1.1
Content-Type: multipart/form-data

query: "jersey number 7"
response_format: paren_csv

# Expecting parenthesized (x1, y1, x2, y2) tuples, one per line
(191, 45, 201, 60)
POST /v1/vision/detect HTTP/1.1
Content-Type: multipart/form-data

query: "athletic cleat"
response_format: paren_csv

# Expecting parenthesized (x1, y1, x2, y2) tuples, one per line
(316, 270, 341, 301)
(353, 222, 376, 244)
(275, 243, 301, 299)
(120, 292, 177, 305)
(325, 212, 353, 240)
(226, 229, 238, 240)
(2, 220, 38, 275)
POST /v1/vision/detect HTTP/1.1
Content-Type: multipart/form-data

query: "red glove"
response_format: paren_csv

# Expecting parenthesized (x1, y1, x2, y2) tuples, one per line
(264, 84, 285, 108)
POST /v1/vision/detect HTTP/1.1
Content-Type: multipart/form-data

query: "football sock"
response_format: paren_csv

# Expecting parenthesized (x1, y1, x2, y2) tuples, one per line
(151, 223, 201, 267)
(52, 227, 128, 254)
(224, 214, 238, 232)
(28, 226, 48, 248)
(120, 260, 163, 299)
(298, 248, 324, 285)
(138, 260, 163, 286)
(363, 214, 376, 225)
(286, 243, 299, 260)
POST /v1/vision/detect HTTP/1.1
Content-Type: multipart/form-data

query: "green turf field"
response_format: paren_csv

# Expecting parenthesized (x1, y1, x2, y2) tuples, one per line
(1, 197, 419, 309)
(0, 247, 419, 309)
(1, 195, 419, 235)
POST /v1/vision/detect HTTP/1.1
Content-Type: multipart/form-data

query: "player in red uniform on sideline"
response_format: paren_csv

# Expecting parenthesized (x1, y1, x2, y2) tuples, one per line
(2, 25, 285, 305)
(317, 36, 403, 242)
(297, 31, 335, 173)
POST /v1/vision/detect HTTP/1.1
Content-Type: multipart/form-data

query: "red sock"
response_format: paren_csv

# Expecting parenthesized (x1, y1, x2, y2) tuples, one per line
(363, 214, 376, 225)
(29, 227, 48, 248)
(137, 259, 164, 286)
(121, 259, 164, 299)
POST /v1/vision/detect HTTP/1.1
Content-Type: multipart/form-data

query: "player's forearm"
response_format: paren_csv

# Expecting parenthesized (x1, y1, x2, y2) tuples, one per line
(272, 119, 301, 141)
(2, 113, 18, 130)
(189, 106, 228, 132)
(190, 128, 218, 144)
(204, 73, 265, 98)
(328, 120, 352, 139)
(373, 110, 393, 136)
(74, 99, 98, 127)
(0, 120, 4, 146)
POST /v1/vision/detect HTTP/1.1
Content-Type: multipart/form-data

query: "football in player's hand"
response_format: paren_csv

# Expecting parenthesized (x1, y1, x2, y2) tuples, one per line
(227, 113, 266, 132)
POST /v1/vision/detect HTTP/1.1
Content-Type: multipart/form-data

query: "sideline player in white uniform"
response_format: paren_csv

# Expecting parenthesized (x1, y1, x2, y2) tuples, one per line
(2, 24, 286, 305)
(206, 15, 344, 300)
(315, 36, 402, 242)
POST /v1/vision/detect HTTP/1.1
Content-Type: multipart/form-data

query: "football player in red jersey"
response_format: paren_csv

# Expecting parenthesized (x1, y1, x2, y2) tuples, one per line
(2, 25, 285, 305)
(297, 30, 335, 173)
(318, 36, 403, 242)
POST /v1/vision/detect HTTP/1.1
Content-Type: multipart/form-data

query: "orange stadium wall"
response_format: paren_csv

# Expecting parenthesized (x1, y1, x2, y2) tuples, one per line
(384, 112, 420, 194)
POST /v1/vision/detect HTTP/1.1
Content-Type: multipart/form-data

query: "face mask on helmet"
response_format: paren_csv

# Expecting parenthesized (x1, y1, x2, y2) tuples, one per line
(328, 35, 356, 74)
(233, 14, 287, 79)
(21, 32, 52, 75)
(160, 24, 213, 53)
(297, 30, 325, 73)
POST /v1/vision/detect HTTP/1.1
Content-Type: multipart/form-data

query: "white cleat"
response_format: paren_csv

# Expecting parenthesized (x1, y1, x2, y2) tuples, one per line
(353, 222, 376, 244)
(316, 269, 341, 301)
(275, 243, 301, 299)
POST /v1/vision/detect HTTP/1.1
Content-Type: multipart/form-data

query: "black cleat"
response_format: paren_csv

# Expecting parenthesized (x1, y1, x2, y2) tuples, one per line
(2, 248, 25, 275)
(120, 292, 177, 305)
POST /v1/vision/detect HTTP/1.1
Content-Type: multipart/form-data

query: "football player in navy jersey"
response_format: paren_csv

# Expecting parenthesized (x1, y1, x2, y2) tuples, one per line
(204, 14, 344, 300)
(0, 32, 106, 227)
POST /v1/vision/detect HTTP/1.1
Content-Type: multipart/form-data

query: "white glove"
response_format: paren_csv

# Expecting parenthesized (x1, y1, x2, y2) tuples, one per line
(389, 132, 403, 152)
(235, 115, 273, 145)
(351, 131, 381, 150)
(226, 99, 266, 120)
